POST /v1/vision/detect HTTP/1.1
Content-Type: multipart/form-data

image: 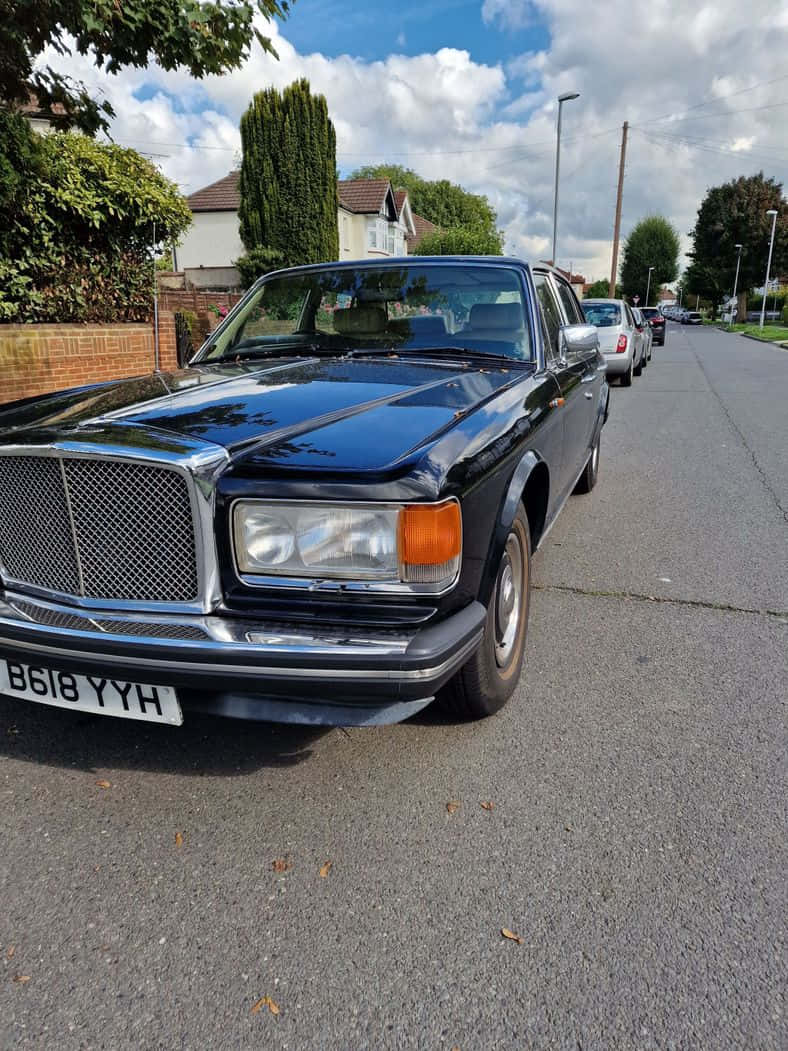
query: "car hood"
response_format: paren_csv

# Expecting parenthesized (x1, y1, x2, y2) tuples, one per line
(0, 356, 522, 473)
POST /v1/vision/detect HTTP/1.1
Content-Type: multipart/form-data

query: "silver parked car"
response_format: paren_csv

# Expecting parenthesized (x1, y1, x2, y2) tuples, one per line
(632, 307, 652, 365)
(581, 299, 645, 387)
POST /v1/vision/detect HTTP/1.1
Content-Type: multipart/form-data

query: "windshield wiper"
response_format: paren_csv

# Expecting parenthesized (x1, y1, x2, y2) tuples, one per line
(350, 346, 531, 367)
(200, 343, 349, 365)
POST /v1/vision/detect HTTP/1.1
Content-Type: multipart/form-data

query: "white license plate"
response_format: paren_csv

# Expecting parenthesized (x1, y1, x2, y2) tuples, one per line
(0, 660, 183, 725)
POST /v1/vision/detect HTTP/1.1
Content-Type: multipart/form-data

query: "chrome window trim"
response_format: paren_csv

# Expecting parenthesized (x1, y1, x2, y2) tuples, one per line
(230, 496, 462, 597)
(0, 441, 228, 614)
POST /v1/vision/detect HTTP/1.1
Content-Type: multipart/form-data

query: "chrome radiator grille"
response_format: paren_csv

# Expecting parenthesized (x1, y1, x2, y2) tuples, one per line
(0, 454, 199, 604)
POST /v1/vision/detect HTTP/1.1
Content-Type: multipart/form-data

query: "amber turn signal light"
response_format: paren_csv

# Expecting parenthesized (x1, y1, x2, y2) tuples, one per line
(399, 500, 462, 569)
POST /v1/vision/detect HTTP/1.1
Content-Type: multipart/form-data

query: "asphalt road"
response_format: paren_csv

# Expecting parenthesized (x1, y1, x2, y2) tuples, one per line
(1, 323, 786, 1050)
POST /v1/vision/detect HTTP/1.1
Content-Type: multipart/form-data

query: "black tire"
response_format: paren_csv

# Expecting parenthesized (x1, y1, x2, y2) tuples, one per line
(437, 505, 531, 720)
(633, 354, 643, 377)
(574, 434, 600, 494)
(620, 359, 634, 386)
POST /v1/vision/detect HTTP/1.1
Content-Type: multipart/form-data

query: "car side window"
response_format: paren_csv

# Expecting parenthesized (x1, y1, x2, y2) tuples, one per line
(533, 273, 563, 364)
(553, 278, 585, 326)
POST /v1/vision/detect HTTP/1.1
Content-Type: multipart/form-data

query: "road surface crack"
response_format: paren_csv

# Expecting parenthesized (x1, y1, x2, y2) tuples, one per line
(533, 582, 787, 621)
(690, 341, 788, 525)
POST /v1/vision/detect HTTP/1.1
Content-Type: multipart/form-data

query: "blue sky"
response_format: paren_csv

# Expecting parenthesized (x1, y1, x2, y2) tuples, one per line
(281, 0, 549, 67)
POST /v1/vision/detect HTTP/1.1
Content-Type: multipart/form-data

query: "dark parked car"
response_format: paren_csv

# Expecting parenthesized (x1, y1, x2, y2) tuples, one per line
(0, 258, 608, 727)
(639, 307, 666, 346)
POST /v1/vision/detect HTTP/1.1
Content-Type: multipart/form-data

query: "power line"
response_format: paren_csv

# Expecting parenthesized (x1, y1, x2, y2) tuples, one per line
(632, 100, 788, 129)
(638, 72, 788, 126)
(640, 128, 788, 159)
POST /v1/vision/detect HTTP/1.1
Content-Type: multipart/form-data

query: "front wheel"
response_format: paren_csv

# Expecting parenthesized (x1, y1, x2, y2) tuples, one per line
(437, 506, 531, 720)
(633, 353, 643, 376)
(620, 359, 634, 386)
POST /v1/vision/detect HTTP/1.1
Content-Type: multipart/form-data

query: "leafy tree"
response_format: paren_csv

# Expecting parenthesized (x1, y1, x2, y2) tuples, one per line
(0, 0, 291, 135)
(412, 226, 503, 256)
(0, 118, 191, 322)
(687, 172, 786, 316)
(350, 163, 498, 236)
(238, 79, 338, 269)
(585, 278, 621, 298)
(620, 216, 680, 304)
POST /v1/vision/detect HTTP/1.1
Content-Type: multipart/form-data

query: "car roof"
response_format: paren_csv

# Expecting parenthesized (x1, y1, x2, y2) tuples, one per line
(583, 298, 624, 305)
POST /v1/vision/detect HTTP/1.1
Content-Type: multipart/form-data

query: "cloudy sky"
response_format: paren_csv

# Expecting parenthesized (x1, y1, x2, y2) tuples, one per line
(46, 0, 788, 281)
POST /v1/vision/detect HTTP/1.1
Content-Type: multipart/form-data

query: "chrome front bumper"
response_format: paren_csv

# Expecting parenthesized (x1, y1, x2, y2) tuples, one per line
(0, 591, 486, 725)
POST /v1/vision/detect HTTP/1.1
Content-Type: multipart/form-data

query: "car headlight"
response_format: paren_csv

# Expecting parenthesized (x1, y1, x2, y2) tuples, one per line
(233, 500, 461, 588)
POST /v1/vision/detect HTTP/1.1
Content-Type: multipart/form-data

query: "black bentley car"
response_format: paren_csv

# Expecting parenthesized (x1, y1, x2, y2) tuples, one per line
(0, 258, 608, 727)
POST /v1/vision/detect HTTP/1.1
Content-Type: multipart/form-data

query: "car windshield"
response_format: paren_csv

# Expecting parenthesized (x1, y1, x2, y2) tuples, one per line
(582, 302, 621, 327)
(641, 308, 661, 319)
(196, 262, 533, 363)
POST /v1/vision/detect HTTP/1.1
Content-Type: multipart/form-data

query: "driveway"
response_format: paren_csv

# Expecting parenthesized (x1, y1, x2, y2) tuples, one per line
(1, 323, 786, 1049)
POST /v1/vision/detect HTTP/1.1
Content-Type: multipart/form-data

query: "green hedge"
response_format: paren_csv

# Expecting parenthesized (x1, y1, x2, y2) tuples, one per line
(0, 112, 191, 323)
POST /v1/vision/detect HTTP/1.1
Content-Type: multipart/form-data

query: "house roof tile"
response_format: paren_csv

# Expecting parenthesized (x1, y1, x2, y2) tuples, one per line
(408, 213, 438, 248)
(187, 171, 241, 212)
(337, 179, 391, 214)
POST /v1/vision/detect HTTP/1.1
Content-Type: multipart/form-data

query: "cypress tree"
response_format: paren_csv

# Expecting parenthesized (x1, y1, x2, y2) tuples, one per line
(238, 79, 339, 269)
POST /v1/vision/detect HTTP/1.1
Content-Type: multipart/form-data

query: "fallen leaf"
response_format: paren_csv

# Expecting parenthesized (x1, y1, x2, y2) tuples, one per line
(319, 861, 332, 878)
(175, 832, 184, 849)
(501, 927, 524, 945)
(446, 801, 460, 814)
(6, 945, 15, 960)
(272, 858, 290, 873)
(564, 825, 573, 833)
(480, 801, 495, 811)
(13, 974, 31, 984)
(251, 995, 280, 1016)
(95, 780, 111, 790)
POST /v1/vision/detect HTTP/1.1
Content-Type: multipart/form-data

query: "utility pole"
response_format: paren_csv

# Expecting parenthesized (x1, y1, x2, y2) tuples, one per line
(609, 120, 628, 298)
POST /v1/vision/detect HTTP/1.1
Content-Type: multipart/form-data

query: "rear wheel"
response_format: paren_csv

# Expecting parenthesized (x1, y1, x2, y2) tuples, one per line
(633, 353, 643, 376)
(574, 434, 600, 494)
(437, 506, 531, 720)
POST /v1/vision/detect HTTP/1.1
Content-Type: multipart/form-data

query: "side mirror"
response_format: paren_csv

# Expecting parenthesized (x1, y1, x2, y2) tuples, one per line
(559, 323, 599, 359)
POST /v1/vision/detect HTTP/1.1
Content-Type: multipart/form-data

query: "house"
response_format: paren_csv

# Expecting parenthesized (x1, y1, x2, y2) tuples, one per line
(13, 91, 68, 135)
(337, 179, 415, 258)
(544, 263, 587, 300)
(176, 173, 435, 288)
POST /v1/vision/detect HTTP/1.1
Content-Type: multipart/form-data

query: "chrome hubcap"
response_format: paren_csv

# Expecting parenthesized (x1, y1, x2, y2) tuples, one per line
(495, 533, 524, 667)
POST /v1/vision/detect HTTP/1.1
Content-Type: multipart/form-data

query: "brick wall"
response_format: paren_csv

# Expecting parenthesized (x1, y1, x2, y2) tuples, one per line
(0, 312, 178, 406)
(158, 290, 243, 314)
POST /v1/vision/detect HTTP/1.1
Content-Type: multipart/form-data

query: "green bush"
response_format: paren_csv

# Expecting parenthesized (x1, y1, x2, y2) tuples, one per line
(0, 118, 191, 323)
(412, 226, 504, 256)
(782, 303, 788, 326)
(235, 245, 285, 289)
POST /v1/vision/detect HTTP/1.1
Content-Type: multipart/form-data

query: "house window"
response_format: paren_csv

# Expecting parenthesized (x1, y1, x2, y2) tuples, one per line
(368, 222, 377, 249)
(377, 218, 387, 251)
(386, 226, 396, 255)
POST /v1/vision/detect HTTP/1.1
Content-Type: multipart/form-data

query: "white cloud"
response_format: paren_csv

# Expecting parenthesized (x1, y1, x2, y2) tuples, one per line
(40, 1, 788, 280)
(482, 1, 538, 30)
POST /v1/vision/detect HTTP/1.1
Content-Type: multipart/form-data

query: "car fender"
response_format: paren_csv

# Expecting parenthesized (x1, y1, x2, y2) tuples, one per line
(478, 450, 548, 607)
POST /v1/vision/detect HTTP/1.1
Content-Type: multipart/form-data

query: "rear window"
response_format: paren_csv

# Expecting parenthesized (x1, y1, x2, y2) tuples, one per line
(641, 308, 661, 319)
(583, 302, 621, 327)
(688, 312, 702, 319)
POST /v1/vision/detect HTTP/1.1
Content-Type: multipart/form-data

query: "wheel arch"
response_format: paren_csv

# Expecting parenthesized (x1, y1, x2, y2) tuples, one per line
(478, 451, 550, 607)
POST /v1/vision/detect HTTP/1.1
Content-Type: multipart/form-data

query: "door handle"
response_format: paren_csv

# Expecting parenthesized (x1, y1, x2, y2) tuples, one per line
(584, 391, 593, 399)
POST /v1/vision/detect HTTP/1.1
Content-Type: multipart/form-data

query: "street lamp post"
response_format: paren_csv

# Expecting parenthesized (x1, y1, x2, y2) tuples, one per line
(552, 91, 580, 267)
(760, 209, 778, 329)
(645, 266, 655, 308)
(730, 243, 743, 328)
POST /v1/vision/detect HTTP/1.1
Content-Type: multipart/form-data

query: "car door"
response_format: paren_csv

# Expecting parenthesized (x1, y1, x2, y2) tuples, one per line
(533, 271, 584, 500)
(624, 303, 641, 363)
(551, 275, 602, 471)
